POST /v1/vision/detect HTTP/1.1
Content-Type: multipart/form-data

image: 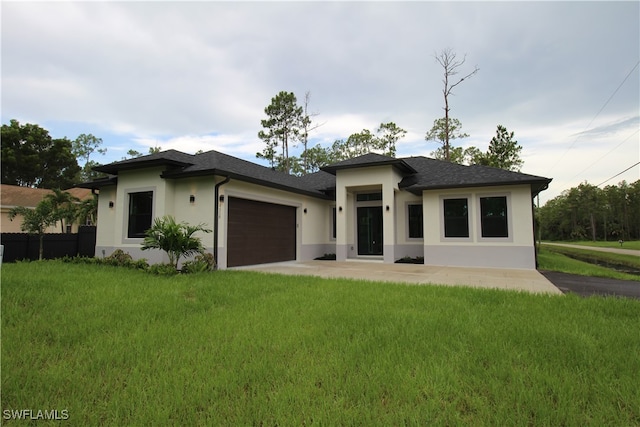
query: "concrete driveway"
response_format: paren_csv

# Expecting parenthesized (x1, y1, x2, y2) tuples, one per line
(235, 260, 563, 295)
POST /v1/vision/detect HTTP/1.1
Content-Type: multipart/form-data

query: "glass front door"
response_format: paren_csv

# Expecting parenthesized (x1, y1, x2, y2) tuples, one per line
(357, 206, 383, 256)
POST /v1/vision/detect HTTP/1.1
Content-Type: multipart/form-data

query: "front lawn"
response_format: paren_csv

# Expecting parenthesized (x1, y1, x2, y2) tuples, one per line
(545, 240, 640, 251)
(2, 261, 639, 425)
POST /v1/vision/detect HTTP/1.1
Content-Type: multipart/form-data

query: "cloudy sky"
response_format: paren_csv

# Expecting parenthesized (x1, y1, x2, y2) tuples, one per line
(2, 1, 638, 203)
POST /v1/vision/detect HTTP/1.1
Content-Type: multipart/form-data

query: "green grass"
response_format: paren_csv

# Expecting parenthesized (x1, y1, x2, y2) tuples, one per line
(537, 247, 639, 281)
(539, 244, 640, 281)
(2, 261, 640, 425)
(546, 240, 640, 251)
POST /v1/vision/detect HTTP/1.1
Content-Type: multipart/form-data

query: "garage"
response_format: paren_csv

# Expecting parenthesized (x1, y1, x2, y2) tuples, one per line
(227, 197, 297, 267)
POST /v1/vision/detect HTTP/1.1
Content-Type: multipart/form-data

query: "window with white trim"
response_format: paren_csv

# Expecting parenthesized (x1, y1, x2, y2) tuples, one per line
(443, 198, 469, 238)
(407, 204, 423, 238)
(480, 196, 508, 238)
(127, 191, 153, 238)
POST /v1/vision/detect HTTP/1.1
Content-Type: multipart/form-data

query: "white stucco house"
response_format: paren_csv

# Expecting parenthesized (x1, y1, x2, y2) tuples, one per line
(84, 150, 551, 269)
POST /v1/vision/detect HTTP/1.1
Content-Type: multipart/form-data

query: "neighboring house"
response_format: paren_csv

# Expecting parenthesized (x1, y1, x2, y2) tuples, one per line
(0, 184, 93, 233)
(84, 149, 551, 270)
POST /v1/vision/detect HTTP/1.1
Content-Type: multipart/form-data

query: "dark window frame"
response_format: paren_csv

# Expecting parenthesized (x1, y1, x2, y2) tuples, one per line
(331, 207, 337, 240)
(356, 192, 382, 202)
(443, 198, 469, 238)
(127, 191, 154, 238)
(407, 204, 424, 239)
(480, 196, 509, 238)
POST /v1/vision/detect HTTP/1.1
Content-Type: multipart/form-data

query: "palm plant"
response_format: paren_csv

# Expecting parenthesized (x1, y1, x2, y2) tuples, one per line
(141, 215, 212, 270)
(44, 188, 80, 232)
(8, 200, 58, 260)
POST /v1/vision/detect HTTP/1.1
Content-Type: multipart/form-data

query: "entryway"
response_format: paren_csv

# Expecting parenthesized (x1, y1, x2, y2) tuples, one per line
(357, 206, 383, 256)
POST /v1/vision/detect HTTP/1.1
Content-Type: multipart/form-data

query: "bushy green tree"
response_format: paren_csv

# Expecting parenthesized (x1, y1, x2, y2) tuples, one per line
(8, 200, 58, 260)
(141, 216, 212, 269)
(426, 117, 470, 162)
(257, 91, 303, 174)
(1, 119, 80, 188)
(477, 125, 523, 171)
(330, 122, 407, 163)
(72, 133, 107, 182)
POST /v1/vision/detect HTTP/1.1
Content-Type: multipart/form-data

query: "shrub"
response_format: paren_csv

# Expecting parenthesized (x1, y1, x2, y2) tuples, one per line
(104, 249, 134, 267)
(315, 253, 336, 260)
(181, 253, 216, 274)
(148, 263, 178, 276)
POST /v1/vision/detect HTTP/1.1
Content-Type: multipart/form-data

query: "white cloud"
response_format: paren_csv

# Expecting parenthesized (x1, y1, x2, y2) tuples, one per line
(2, 1, 638, 204)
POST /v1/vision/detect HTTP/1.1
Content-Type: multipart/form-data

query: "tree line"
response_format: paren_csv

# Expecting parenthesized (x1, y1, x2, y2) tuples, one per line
(256, 89, 524, 175)
(1, 119, 108, 188)
(537, 180, 640, 242)
(256, 49, 524, 175)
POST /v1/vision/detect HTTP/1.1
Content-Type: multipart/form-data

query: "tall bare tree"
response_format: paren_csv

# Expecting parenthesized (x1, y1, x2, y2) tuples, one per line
(300, 91, 325, 174)
(432, 48, 479, 161)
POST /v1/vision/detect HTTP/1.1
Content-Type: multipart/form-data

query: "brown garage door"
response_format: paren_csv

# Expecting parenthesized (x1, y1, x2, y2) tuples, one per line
(227, 197, 297, 267)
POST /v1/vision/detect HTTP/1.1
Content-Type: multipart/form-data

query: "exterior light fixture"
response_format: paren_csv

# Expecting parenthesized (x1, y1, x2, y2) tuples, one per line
(339, 206, 343, 212)
(303, 208, 308, 214)
(108, 201, 114, 208)
(386, 205, 390, 211)
(189, 195, 195, 204)
(219, 195, 225, 202)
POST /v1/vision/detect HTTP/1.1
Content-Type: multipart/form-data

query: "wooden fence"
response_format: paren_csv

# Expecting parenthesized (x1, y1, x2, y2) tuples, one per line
(0, 226, 96, 262)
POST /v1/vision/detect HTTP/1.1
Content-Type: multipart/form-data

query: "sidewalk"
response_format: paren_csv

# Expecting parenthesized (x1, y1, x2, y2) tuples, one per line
(236, 260, 563, 295)
(542, 242, 640, 256)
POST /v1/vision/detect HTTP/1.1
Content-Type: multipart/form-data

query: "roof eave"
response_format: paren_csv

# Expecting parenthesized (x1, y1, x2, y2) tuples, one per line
(321, 159, 417, 176)
(162, 168, 332, 200)
(76, 176, 118, 190)
(93, 159, 193, 175)
(405, 178, 553, 196)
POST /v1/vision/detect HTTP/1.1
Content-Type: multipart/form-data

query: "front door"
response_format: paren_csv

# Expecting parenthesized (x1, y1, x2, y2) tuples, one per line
(357, 206, 383, 256)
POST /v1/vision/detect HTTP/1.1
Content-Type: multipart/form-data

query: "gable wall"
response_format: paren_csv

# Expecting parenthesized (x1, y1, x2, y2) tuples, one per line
(422, 184, 536, 269)
(96, 170, 333, 267)
(216, 179, 333, 269)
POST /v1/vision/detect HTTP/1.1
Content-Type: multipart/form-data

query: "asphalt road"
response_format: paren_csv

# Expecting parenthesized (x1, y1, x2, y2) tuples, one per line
(541, 271, 640, 299)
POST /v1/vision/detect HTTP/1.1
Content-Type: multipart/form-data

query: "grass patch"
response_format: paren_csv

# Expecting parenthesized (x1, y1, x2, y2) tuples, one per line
(2, 261, 640, 425)
(540, 244, 640, 277)
(546, 240, 640, 251)
(537, 248, 639, 281)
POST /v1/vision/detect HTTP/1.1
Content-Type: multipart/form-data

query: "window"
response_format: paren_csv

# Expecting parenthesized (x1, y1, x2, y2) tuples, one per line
(408, 204, 423, 238)
(332, 207, 337, 239)
(443, 198, 469, 238)
(480, 196, 508, 238)
(128, 191, 153, 238)
(356, 192, 382, 202)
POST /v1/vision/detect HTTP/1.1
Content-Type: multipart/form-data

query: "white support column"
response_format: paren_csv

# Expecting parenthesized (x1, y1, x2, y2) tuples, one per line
(383, 184, 395, 263)
(336, 184, 348, 261)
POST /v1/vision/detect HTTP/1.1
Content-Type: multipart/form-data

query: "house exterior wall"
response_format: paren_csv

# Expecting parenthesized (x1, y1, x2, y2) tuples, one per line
(216, 179, 332, 269)
(95, 167, 172, 264)
(422, 184, 536, 269)
(393, 190, 425, 260)
(335, 166, 404, 263)
(93, 164, 539, 270)
(95, 169, 333, 268)
(1, 209, 60, 233)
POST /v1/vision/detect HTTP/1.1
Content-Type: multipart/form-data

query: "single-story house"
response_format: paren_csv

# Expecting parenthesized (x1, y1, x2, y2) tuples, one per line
(85, 149, 551, 269)
(0, 184, 93, 233)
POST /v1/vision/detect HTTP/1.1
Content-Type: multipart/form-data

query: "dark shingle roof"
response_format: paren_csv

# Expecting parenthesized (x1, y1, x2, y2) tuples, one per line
(399, 156, 551, 195)
(93, 150, 195, 175)
(162, 150, 331, 198)
(90, 150, 551, 198)
(321, 153, 416, 175)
